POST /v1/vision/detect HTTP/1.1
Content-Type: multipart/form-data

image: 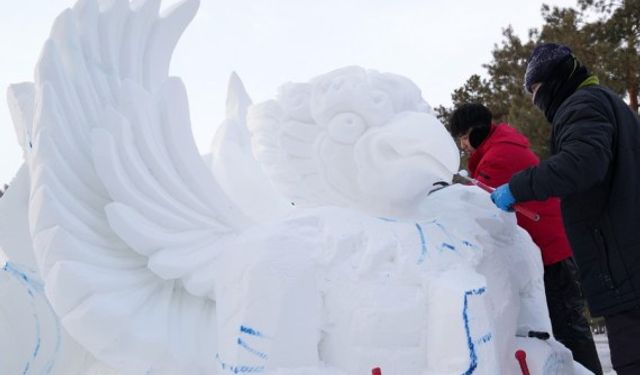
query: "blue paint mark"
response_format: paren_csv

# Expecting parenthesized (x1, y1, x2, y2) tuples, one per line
(462, 240, 481, 250)
(441, 242, 456, 251)
(377, 217, 398, 222)
(216, 353, 265, 374)
(237, 338, 268, 359)
(476, 333, 492, 345)
(3, 262, 44, 294)
(32, 319, 41, 360)
(240, 325, 266, 338)
(233, 365, 264, 374)
(375, 218, 439, 264)
(3, 262, 61, 375)
(42, 306, 62, 374)
(415, 223, 427, 264)
(435, 221, 455, 243)
(3, 262, 43, 375)
(462, 287, 489, 375)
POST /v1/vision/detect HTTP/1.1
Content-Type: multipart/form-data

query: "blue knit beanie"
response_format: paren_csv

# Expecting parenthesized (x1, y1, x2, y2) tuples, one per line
(523, 43, 573, 93)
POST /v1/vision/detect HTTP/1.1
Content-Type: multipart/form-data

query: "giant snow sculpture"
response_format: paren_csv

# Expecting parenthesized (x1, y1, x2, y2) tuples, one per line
(2, 0, 594, 374)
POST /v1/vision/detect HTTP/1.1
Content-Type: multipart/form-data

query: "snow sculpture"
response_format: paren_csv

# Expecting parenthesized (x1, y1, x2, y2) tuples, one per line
(4, 0, 590, 374)
(247, 66, 458, 217)
(2, 85, 118, 375)
(0, 260, 115, 375)
(0, 166, 36, 267)
(208, 73, 292, 223)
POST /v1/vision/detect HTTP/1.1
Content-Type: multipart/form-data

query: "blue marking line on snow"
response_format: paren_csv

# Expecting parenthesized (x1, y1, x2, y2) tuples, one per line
(42, 310, 62, 374)
(462, 287, 488, 375)
(23, 301, 41, 375)
(3, 262, 46, 375)
(377, 217, 398, 222)
(240, 325, 266, 338)
(462, 240, 481, 250)
(41, 270, 62, 374)
(216, 353, 265, 374)
(476, 333, 492, 345)
(31, 319, 41, 360)
(441, 242, 456, 251)
(4, 261, 62, 374)
(415, 223, 427, 264)
(3, 262, 44, 294)
(237, 338, 268, 359)
(435, 221, 455, 243)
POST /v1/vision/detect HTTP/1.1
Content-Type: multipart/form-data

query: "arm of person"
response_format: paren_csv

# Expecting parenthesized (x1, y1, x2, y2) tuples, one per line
(509, 101, 614, 202)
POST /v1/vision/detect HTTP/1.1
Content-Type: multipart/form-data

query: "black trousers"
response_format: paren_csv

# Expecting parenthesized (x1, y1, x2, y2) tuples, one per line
(604, 308, 640, 375)
(544, 258, 603, 375)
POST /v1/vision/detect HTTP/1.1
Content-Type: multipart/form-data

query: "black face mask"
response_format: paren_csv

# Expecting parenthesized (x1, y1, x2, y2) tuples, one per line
(532, 56, 589, 123)
(533, 81, 561, 120)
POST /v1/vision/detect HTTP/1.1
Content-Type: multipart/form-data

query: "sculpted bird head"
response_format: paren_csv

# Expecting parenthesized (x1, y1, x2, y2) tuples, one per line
(248, 66, 459, 218)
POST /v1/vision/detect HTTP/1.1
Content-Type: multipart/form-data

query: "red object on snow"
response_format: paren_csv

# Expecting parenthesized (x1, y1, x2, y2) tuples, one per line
(460, 174, 541, 222)
(515, 349, 530, 375)
(371, 368, 382, 375)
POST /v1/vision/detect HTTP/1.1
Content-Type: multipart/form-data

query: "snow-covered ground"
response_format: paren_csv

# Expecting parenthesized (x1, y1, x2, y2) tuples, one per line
(595, 333, 615, 375)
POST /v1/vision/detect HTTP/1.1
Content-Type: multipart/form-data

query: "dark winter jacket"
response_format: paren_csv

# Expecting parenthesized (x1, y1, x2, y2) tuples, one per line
(510, 85, 640, 316)
(468, 123, 573, 265)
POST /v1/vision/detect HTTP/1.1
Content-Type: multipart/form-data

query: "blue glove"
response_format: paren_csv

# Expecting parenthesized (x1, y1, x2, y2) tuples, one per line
(491, 183, 516, 212)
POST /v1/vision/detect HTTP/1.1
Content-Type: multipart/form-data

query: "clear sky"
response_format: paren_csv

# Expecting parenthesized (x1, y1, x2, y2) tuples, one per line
(0, 0, 577, 185)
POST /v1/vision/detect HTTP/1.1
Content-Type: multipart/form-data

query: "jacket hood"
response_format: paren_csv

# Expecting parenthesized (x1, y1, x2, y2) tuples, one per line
(468, 124, 531, 172)
(483, 123, 530, 149)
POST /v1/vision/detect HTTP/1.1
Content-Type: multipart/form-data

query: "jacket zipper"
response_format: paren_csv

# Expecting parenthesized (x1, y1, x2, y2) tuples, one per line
(594, 228, 615, 289)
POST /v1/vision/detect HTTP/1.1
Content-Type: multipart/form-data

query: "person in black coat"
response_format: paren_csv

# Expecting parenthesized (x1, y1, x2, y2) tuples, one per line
(489, 43, 640, 375)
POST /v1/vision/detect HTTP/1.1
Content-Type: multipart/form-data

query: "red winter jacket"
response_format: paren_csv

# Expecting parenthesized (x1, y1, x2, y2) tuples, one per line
(468, 123, 572, 265)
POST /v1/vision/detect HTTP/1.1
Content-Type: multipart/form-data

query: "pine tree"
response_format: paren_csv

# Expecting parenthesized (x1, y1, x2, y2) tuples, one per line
(437, 28, 551, 157)
(437, 0, 639, 163)
(578, 0, 640, 112)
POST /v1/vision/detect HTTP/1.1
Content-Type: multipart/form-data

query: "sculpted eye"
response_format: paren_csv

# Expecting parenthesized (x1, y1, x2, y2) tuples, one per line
(327, 112, 367, 145)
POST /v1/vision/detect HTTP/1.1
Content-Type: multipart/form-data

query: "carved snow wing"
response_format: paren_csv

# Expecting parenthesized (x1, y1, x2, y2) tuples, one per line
(27, 0, 248, 373)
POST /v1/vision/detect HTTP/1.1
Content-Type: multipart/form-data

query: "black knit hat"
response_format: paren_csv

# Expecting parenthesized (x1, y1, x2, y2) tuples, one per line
(524, 43, 573, 93)
(449, 103, 492, 148)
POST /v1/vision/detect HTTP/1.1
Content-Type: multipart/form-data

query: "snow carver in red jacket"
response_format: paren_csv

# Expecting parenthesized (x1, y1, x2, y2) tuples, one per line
(449, 103, 602, 375)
